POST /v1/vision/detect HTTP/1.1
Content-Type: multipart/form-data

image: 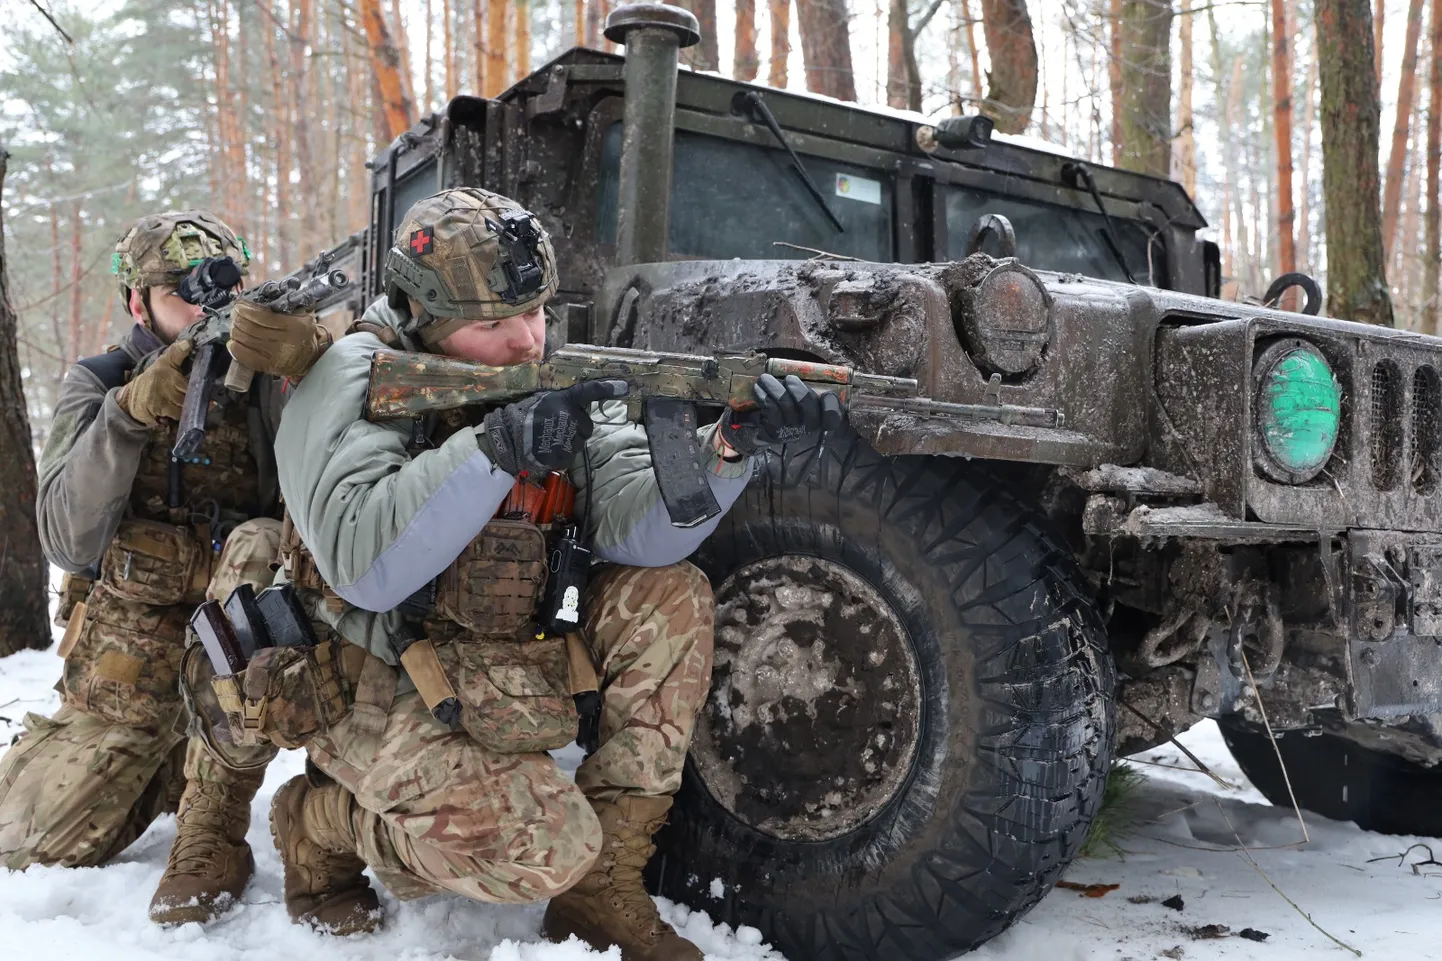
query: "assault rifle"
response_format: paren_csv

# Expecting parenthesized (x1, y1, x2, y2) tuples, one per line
(365, 345, 1063, 527)
(173, 257, 349, 460)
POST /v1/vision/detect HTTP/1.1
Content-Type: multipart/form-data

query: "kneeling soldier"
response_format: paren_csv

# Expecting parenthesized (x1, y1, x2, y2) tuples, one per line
(251, 187, 836, 959)
(0, 211, 327, 925)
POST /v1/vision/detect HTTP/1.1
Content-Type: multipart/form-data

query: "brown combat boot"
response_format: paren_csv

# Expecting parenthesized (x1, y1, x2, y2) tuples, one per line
(269, 774, 381, 935)
(542, 796, 702, 961)
(148, 775, 256, 925)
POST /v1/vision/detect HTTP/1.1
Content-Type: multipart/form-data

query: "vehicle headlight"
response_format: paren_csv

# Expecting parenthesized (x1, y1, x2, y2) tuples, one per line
(1253, 339, 1341, 484)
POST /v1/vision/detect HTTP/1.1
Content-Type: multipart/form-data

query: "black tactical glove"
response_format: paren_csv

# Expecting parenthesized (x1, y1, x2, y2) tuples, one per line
(483, 379, 630, 476)
(718, 373, 845, 456)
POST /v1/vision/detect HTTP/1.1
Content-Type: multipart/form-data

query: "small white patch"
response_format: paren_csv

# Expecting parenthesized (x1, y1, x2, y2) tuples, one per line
(834, 173, 882, 205)
(709, 877, 726, 899)
(555, 585, 580, 623)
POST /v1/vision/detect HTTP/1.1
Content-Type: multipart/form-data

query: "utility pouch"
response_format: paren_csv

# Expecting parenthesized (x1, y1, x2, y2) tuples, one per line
(211, 641, 350, 749)
(101, 519, 207, 606)
(54, 571, 94, 627)
(433, 633, 577, 754)
(435, 520, 548, 636)
(178, 643, 275, 772)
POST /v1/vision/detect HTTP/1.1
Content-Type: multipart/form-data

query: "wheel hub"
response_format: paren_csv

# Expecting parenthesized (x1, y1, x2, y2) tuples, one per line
(691, 555, 922, 841)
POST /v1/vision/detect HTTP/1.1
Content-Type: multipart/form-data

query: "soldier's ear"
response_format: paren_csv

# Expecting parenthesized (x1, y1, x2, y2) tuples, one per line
(127, 288, 150, 324)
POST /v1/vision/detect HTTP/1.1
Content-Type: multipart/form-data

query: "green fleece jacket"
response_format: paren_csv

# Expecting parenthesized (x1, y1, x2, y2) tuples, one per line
(275, 298, 753, 664)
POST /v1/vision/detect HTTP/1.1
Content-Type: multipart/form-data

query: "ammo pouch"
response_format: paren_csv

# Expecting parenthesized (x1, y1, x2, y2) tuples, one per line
(207, 640, 352, 750)
(435, 520, 549, 636)
(279, 512, 344, 613)
(431, 631, 579, 754)
(178, 644, 276, 772)
(101, 519, 208, 607)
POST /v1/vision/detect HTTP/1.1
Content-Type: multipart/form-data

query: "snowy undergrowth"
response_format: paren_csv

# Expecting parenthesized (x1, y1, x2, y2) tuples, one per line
(6, 628, 1442, 959)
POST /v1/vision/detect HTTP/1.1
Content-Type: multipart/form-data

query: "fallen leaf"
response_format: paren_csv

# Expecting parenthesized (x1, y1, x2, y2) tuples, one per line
(1161, 895, 1185, 912)
(1057, 880, 1121, 898)
(1238, 928, 1270, 942)
(1185, 924, 1230, 940)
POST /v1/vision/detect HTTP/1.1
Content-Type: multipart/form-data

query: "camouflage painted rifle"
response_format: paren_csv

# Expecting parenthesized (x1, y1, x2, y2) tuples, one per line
(365, 345, 1062, 526)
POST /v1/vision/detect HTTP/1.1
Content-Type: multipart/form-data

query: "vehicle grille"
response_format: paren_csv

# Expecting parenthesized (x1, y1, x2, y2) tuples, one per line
(1371, 360, 1403, 491)
(1415, 366, 1442, 495)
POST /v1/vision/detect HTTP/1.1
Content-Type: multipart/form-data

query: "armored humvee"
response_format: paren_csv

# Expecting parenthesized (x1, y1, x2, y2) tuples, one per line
(294, 6, 1442, 958)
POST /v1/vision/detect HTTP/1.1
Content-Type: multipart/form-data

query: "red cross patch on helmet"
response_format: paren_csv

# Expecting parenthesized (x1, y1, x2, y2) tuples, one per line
(408, 226, 435, 256)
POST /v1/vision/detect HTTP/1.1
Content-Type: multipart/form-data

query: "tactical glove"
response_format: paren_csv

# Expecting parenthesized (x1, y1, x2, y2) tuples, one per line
(116, 340, 193, 427)
(483, 379, 630, 476)
(228, 300, 331, 381)
(718, 373, 845, 456)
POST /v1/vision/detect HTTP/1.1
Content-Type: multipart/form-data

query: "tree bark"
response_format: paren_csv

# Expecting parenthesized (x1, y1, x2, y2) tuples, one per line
(388, 0, 418, 112)
(515, 0, 531, 77)
(978, 0, 1037, 133)
(1317, 0, 1394, 324)
(0, 147, 51, 657)
(795, 0, 857, 100)
(1176, 0, 1196, 195)
(736, 0, 759, 80)
(768, 0, 791, 87)
(1272, 0, 1296, 283)
(1116, 0, 1172, 176)
(264, 13, 293, 268)
(360, 0, 415, 139)
(446, 0, 459, 101)
(292, 0, 316, 259)
(961, 0, 982, 104)
(678, 0, 720, 70)
(1376, 0, 1386, 87)
(474, 0, 487, 94)
(1298, 45, 1319, 272)
(487, 0, 508, 96)
(1428, 0, 1442, 332)
(1109, 0, 1123, 162)
(1382, 0, 1427, 258)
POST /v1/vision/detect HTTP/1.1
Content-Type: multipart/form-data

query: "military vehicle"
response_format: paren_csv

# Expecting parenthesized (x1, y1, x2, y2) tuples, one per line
(293, 5, 1442, 958)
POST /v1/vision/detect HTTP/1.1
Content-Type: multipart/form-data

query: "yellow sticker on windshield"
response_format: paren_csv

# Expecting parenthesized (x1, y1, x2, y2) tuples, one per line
(835, 173, 882, 206)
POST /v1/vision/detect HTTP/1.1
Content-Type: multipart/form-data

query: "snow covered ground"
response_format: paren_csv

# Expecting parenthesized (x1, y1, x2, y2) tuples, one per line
(4, 634, 1442, 961)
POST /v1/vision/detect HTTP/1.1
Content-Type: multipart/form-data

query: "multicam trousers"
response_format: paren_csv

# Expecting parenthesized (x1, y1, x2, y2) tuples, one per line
(0, 519, 282, 870)
(305, 561, 715, 904)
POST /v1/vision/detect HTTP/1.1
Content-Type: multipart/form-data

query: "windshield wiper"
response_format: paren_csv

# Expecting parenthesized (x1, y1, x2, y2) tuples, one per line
(734, 90, 845, 234)
(1061, 161, 1139, 285)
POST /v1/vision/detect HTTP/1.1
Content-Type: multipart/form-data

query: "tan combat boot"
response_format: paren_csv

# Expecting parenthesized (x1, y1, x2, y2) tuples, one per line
(269, 774, 381, 935)
(542, 795, 702, 961)
(148, 775, 256, 925)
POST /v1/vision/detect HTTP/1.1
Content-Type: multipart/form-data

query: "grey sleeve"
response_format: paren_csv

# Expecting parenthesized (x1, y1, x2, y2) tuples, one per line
(276, 334, 517, 613)
(574, 403, 753, 567)
(35, 365, 153, 572)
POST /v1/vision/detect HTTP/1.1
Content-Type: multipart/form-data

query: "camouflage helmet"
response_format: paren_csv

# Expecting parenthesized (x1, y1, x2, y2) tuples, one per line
(113, 209, 250, 305)
(384, 187, 558, 345)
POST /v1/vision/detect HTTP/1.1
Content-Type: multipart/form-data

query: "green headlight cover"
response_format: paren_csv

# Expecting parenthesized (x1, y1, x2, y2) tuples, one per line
(1258, 345, 1340, 477)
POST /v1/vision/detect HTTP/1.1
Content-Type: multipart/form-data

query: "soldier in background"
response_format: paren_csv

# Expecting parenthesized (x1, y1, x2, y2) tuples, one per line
(244, 186, 838, 960)
(0, 211, 328, 925)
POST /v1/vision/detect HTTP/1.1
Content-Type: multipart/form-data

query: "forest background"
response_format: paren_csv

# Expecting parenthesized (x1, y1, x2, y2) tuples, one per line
(0, 0, 1430, 441)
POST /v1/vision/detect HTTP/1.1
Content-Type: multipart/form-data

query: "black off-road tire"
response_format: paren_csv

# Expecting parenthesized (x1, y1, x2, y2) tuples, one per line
(1221, 721, 1442, 836)
(651, 426, 1116, 961)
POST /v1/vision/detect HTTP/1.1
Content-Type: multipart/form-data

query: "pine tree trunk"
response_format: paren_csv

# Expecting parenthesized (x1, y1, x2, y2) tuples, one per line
(1273, 0, 1296, 285)
(978, 0, 1037, 133)
(768, 0, 791, 87)
(474, 0, 487, 93)
(1376, 0, 1386, 87)
(516, 0, 531, 77)
(361, 0, 416, 138)
(680, 0, 720, 70)
(487, 0, 508, 96)
(962, 0, 982, 103)
(292, 0, 316, 260)
(265, 13, 294, 268)
(0, 147, 50, 657)
(1401, 114, 1426, 322)
(1382, 0, 1427, 258)
(1427, 0, 1442, 333)
(446, 0, 459, 101)
(947, 0, 962, 113)
(1298, 47, 1319, 272)
(1116, 0, 1172, 176)
(1317, 0, 1394, 324)
(736, 0, 759, 79)
(795, 0, 857, 100)
(389, 0, 418, 112)
(888, 0, 908, 108)
(1109, 0, 1123, 161)
(424, 0, 435, 109)
(1176, 0, 1196, 194)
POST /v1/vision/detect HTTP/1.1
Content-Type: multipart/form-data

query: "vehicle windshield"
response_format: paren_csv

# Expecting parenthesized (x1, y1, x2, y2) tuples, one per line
(598, 125, 895, 261)
(943, 184, 1162, 285)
